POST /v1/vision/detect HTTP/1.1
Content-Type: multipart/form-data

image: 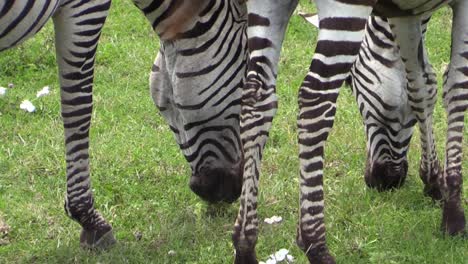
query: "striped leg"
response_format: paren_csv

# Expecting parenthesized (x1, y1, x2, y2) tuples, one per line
(297, 1, 374, 263)
(388, 17, 442, 201)
(439, 1, 467, 236)
(233, 0, 298, 262)
(53, 0, 116, 249)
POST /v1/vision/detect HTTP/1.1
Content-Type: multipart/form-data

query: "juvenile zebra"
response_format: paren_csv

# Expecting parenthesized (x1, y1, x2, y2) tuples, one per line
(1, 0, 247, 249)
(233, 1, 467, 263)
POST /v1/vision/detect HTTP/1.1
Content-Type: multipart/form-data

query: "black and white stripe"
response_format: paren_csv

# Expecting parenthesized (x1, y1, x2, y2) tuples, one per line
(2, 0, 248, 250)
(2, 0, 115, 249)
(143, 0, 248, 203)
(233, 1, 466, 263)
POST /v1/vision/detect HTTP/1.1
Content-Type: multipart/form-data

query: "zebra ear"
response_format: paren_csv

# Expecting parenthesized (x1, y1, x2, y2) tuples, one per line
(299, 12, 319, 28)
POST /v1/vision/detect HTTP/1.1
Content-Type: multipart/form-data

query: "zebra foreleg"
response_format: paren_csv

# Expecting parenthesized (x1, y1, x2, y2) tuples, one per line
(388, 16, 443, 202)
(53, 1, 116, 249)
(297, 1, 375, 262)
(233, 0, 298, 262)
(439, 0, 467, 236)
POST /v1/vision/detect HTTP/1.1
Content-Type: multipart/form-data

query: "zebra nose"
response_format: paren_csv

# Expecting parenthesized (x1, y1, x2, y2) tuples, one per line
(365, 159, 408, 191)
(190, 166, 242, 203)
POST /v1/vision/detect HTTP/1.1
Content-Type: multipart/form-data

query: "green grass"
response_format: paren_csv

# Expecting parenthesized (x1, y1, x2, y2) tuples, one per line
(0, 1, 467, 263)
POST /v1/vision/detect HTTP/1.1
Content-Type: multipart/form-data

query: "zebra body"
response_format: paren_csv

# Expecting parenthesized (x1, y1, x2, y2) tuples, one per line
(1, 0, 60, 51)
(234, 1, 467, 263)
(2, 0, 247, 249)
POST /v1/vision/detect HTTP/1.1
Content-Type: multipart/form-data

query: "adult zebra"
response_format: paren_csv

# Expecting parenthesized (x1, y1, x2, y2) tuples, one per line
(233, 1, 467, 263)
(2, 0, 247, 249)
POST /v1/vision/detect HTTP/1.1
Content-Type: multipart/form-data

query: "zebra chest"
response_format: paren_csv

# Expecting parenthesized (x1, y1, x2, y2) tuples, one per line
(374, 0, 452, 17)
(0, 0, 60, 51)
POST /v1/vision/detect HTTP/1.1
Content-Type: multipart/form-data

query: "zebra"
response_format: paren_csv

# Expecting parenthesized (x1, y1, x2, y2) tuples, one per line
(2, 0, 247, 249)
(302, 12, 438, 195)
(233, 1, 467, 263)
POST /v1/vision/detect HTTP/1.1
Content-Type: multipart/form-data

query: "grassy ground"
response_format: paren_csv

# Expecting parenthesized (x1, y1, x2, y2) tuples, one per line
(0, 1, 467, 263)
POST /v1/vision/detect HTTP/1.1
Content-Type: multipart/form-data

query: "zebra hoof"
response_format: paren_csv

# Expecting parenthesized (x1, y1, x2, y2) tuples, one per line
(306, 253, 336, 264)
(80, 227, 116, 250)
(303, 244, 336, 264)
(423, 185, 443, 202)
(297, 232, 335, 264)
(234, 250, 258, 264)
(441, 201, 466, 236)
(420, 162, 443, 201)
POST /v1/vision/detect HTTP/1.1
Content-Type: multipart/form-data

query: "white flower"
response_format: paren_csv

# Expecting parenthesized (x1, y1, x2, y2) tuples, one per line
(167, 250, 176, 256)
(274, 249, 289, 261)
(261, 249, 295, 264)
(264, 215, 283, 224)
(20, 100, 36, 113)
(0, 87, 6, 96)
(36, 86, 50, 98)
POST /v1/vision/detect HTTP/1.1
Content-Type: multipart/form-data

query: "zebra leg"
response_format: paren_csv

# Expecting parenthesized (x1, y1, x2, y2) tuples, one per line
(53, 1, 116, 249)
(439, 0, 467, 236)
(233, 0, 298, 262)
(387, 16, 443, 201)
(297, 1, 375, 263)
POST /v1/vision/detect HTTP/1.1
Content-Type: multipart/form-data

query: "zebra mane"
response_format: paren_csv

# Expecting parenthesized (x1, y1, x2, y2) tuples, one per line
(159, 0, 211, 40)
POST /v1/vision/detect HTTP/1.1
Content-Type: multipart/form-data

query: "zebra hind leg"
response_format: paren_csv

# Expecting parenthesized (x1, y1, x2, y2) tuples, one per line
(388, 16, 443, 202)
(53, 1, 116, 249)
(439, 0, 467, 236)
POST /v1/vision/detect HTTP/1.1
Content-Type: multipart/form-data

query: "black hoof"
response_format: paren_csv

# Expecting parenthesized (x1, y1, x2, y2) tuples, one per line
(297, 230, 335, 264)
(306, 252, 336, 264)
(80, 227, 116, 250)
(420, 162, 443, 201)
(423, 184, 443, 202)
(234, 250, 258, 264)
(441, 201, 466, 236)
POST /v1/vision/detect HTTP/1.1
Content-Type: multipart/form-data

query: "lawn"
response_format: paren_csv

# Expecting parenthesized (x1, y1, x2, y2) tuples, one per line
(0, 1, 467, 263)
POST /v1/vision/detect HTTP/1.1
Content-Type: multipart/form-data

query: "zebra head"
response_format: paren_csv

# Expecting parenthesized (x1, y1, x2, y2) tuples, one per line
(351, 16, 418, 191)
(147, 0, 248, 203)
(302, 14, 418, 191)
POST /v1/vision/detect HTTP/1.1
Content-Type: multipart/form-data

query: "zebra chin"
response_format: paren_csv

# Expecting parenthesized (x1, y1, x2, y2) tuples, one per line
(365, 158, 409, 191)
(189, 164, 243, 204)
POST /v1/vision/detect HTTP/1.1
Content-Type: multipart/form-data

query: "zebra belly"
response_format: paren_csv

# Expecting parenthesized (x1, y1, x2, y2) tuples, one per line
(0, 0, 60, 51)
(374, 0, 452, 17)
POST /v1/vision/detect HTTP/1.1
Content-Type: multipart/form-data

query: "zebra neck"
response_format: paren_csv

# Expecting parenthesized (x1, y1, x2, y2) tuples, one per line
(134, 0, 212, 41)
